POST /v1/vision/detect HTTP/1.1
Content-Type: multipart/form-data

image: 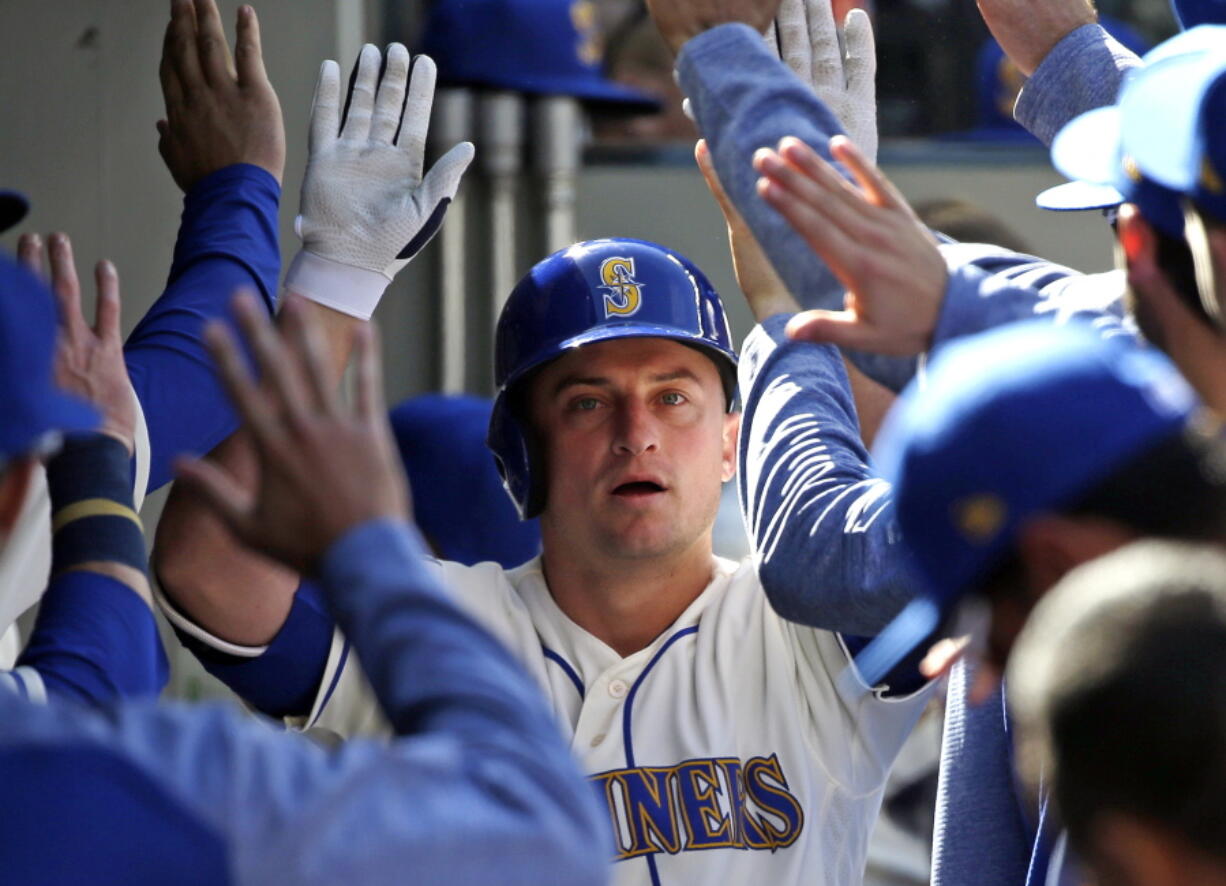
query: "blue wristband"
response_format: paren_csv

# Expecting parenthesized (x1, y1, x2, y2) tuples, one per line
(47, 435, 146, 573)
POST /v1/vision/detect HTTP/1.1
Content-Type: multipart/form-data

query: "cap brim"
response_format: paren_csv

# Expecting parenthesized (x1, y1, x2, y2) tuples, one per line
(0, 190, 29, 234)
(1050, 106, 1125, 187)
(1120, 49, 1226, 190)
(1035, 180, 1125, 211)
(0, 393, 100, 458)
(852, 595, 945, 688)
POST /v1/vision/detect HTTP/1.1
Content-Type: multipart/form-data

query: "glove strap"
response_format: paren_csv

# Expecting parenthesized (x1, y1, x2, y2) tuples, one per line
(283, 250, 390, 321)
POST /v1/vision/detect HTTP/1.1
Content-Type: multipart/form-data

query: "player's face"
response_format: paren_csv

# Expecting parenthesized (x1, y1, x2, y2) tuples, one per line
(528, 337, 737, 562)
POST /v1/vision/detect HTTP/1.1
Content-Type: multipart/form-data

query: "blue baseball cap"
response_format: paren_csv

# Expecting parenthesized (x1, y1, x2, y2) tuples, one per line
(1042, 27, 1226, 234)
(418, 0, 659, 112)
(1172, 0, 1226, 29)
(389, 393, 541, 568)
(0, 254, 99, 460)
(0, 190, 29, 234)
(854, 321, 1199, 685)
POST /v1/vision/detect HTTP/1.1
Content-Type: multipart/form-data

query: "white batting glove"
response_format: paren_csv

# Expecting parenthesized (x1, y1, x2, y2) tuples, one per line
(286, 44, 475, 320)
(772, 0, 878, 163)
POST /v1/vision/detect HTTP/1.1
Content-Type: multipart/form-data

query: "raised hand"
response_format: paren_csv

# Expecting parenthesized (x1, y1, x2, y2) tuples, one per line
(695, 140, 799, 321)
(645, 0, 783, 55)
(772, 0, 878, 162)
(976, 0, 1097, 76)
(17, 233, 136, 453)
(157, 0, 285, 191)
(174, 294, 409, 575)
(287, 44, 474, 320)
(754, 135, 947, 355)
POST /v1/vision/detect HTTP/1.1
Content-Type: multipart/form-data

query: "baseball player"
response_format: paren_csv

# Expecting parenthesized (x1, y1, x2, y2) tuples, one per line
(1008, 541, 1226, 886)
(158, 234, 934, 885)
(0, 280, 607, 886)
(146, 10, 942, 880)
(0, 0, 285, 667)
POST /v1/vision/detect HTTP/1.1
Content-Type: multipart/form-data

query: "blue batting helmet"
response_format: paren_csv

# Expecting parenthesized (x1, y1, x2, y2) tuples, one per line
(487, 238, 738, 519)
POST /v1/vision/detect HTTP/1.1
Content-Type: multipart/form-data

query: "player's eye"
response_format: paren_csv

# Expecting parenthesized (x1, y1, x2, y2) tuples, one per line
(570, 396, 602, 412)
(660, 391, 687, 406)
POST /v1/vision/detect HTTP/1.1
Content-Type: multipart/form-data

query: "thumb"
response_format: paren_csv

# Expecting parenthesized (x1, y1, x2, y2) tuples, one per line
(393, 141, 474, 263)
(785, 308, 889, 352)
(421, 140, 475, 203)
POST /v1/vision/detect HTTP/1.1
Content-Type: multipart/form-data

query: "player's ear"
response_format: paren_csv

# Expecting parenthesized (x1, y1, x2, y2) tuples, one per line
(721, 412, 740, 483)
(1117, 204, 1160, 282)
(0, 456, 37, 541)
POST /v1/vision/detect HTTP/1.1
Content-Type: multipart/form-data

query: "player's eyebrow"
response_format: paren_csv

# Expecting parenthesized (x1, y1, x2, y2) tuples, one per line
(550, 368, 702, 397)
(648, 369, 701, 385)
(551, 375, 609, 397)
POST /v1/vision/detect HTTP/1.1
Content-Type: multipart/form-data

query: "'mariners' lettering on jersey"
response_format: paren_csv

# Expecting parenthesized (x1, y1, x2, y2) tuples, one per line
(591, 754, 804, 861)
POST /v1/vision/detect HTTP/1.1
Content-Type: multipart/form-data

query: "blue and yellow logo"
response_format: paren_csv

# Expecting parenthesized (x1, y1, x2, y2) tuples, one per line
(600, 256, 644, 318)
(591, 754, 805, 861)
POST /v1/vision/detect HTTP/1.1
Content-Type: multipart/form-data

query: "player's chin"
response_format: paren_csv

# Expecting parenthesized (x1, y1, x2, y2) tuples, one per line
(600, 517, 687, 560)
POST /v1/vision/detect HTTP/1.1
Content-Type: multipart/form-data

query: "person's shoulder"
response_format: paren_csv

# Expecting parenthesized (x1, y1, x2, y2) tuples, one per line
(432, 556, 520, 594)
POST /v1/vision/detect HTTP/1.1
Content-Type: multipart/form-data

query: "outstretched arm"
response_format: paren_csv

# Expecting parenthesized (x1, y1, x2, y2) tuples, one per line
(155, 43, 472, 685)
(4, 248, 165, 706)
(126, 0, 285, 493)
(973, 0, 1142, 145)
(0, 299, 606, 885)
(738, 318, 915, 636)
(754, 136, 1134, 366)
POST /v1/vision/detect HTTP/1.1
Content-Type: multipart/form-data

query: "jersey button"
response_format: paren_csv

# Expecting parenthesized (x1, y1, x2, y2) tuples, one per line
(608, 679, 628, 699)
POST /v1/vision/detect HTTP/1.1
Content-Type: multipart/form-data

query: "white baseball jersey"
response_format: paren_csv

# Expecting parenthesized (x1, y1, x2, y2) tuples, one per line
(298, 554, 932, 885)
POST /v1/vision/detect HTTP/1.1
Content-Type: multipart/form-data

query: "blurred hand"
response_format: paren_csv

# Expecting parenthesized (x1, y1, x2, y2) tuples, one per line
(645, 0, 783, 55)
(772, 0, 878, 162)
(695, 139, 799, 321)
(754, 135, 947, 355)
(174, 293, 409, 574)
(157, 0, 285, 191)
(976, 0, 1097, 77)
(17, 233, 136, 453)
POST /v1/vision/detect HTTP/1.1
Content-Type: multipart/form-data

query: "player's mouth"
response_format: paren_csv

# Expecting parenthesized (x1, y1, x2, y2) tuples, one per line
(610, 479, 668, 499)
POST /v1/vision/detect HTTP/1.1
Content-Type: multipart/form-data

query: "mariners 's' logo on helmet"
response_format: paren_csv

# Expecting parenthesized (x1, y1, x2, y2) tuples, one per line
(600, 257, 643, 318)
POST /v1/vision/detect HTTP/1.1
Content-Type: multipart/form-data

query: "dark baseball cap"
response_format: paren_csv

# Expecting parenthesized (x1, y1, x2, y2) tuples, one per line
(0, 254, 99, 459)
(0, 190, 29, 234)
(418, 0, 660, 112)
(854, 320, 1199, 685)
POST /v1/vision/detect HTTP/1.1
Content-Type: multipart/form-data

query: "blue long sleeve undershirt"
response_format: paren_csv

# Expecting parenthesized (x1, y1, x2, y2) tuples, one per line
(124, 163, 281, 492)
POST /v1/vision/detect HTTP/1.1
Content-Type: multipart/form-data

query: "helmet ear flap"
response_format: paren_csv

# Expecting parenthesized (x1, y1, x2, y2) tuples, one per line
(488, 385, 548, 520)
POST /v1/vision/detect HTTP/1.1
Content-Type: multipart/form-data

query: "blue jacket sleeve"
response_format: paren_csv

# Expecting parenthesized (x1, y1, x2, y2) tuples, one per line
(675, 25, 1135, 394)
(0, 519, 608, 886)
(676, 24, 918, 391)
(932, 244, 1135, 352)
(15, 572, 168, 705)
(125, 163, 282, 492)
(739, 316, 918, 635)
(1014, 23, 1143, 147)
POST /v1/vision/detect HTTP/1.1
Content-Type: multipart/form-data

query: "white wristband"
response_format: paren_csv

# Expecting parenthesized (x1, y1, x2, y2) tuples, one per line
(282, 250, 390, 321)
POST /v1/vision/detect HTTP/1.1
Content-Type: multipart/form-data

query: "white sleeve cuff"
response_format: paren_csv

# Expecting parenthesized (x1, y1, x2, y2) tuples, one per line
(283, 250, 389, 321)
(153, 584, 269, 658)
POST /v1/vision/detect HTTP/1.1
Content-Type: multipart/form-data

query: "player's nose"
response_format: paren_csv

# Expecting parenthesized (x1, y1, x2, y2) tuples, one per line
(611, 400, 659, 456)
